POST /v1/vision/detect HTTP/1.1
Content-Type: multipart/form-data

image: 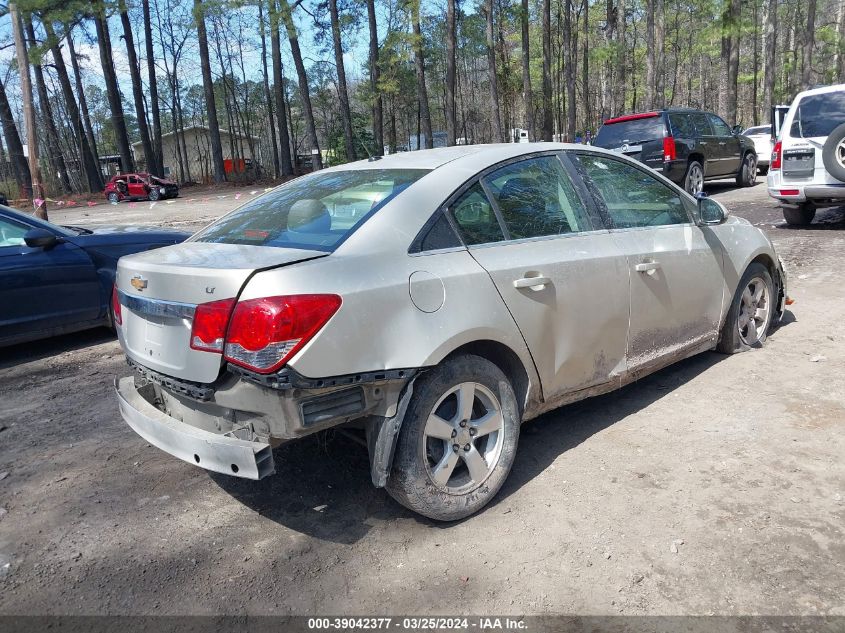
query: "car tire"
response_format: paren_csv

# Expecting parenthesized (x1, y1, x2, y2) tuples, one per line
(683, 161, 704, 195)
(783, 204, 815, 226)
(149, 188, 161, 202)
(107, 192, 120, 204)
(736, 153, 757, 187)
(717, 263, 775, 354)
(386, 354, 520, 521)
(822, 122, 845, 182)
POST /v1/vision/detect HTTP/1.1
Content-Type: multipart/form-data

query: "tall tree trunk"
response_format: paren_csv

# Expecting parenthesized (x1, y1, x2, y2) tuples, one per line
(582, 0, 590, 131)
(142, 0, 163, 176)
(837, 0, 845, 82)
(66, 28, 99, 168)
(278, 0, 322, 168)
(270, 0, 294, 175)
(654, 0, 665, 108)
(93, 7, 134, 173)
(10, 3, 45, 217)
(24, 18, 71, 193)
(541, 0, 553, 140)
(720, 0, 740, 123)
(259, 1, 280, 177)
(0, 75, 31, 198)
(119, 0, 154, 173)
(564, 0, 575, 139)
(645, 0, 655, 108)
(446, 0, 457, 146)
(366, 0, 383, 153)
(800, 0, 816, 89)
(763, 0, 778, 117)
(329, 0, 356, 160)
(411, 0, 433, 149)
(520, 0, 534, 139)
(484, 0, 503, 142)
(45, 22, 102, 192)
(194, 0, 227, 182)
(616, 0, 626, 113)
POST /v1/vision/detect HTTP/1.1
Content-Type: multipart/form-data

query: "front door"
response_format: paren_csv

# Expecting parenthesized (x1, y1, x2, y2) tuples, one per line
(572, 153, 724, 378)
(448, 154, 630, 400)
(127, 175, 147, 199)
(0, 216, 100, 340)
(708, 113, 742, 176)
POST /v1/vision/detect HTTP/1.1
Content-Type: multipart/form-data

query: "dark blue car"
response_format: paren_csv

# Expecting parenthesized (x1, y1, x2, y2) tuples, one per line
(0, 207, 189, 347)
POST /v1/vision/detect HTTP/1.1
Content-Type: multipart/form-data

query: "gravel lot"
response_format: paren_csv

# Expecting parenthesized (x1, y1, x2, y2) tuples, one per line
(0, 179, 843, 616)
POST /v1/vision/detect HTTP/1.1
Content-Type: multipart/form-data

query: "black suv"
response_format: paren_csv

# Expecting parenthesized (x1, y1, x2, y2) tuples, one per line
(593, 108, 758, 195)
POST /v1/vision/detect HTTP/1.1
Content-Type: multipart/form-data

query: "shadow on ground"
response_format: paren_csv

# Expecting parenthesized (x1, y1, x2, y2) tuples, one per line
(0, 327, 115, 370)
(213, 327, 811, 542)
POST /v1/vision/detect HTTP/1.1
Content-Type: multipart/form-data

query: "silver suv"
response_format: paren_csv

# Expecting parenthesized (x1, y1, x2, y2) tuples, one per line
(115, 144, 786, 520)
(767, 83, 845, 225)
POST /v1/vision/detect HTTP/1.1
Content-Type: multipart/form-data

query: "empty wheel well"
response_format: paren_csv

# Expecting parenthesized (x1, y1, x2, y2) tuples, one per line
(444, 341, 530, 417)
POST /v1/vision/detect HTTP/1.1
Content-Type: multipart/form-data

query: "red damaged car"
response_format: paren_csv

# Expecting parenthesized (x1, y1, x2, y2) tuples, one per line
(104, 173, 179, 204)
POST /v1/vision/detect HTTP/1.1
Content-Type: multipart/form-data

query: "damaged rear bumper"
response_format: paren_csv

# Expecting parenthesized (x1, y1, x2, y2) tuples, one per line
(115, 376, 275, 480)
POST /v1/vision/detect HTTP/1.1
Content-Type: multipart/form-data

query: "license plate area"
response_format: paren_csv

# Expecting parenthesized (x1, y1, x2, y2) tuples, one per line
(783, 149, 815, 178)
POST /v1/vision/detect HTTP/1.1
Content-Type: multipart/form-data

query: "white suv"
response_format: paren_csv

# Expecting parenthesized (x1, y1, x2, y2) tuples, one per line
(767, 83, 845, 225)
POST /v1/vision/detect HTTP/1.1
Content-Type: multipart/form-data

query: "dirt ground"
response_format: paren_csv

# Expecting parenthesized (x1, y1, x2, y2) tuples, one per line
(0, 180, 843, 616)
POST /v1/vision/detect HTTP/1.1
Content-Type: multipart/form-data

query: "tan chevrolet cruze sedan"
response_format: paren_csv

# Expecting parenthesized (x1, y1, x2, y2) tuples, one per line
(114, 143, 787, 520)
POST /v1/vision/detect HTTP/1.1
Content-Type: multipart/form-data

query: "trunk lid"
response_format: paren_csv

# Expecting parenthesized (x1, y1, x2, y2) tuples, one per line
(116, 242, 327, 383)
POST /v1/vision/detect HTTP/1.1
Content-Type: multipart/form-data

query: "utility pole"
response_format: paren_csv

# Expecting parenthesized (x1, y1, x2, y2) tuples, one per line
(10, 3, 47, 220)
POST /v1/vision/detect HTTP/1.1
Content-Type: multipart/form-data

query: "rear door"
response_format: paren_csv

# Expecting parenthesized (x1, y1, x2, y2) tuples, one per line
(707, 113, 742, 176)
(127, 175, 147, 198)
(689, 112, 718, 176)
(571, 152, 724, 378)
(0, 215, 100, 340)
(448, 154, 630, 399)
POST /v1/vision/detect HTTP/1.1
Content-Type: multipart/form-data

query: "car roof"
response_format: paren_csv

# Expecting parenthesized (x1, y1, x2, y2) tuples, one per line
(792, 83, 845, 100)
(322, 142, 595, 174)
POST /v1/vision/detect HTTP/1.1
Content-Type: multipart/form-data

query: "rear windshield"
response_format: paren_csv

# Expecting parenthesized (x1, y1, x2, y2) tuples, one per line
(192, 169, 429, 251)
(594, 116, 665, 148)
(790, 92, 845, 138)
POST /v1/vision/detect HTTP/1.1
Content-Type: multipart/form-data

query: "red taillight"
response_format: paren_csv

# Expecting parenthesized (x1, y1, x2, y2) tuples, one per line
(111, 284, 122, 326)
(190, 298, 236, 353)
(663, 136, 677, 161)
(779, 189, 800, 196)
(771, 140, 782, 169)
(223, 294, 342, 374)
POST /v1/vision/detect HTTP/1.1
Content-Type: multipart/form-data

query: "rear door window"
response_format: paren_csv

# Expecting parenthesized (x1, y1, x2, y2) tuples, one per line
(193, 169, 429, 251)
(690, 113, 712, 136)
(708, 114, 733, 136)
(481, 156, 593, 239)
(789, 92, 845, 138)
(669, 113, 695, 138)
(594, 115, 666, 148)
(576, 154, 690, 228)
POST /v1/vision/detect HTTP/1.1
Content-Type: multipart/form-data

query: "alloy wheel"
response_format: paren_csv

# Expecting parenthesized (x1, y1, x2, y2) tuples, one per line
(687, 164, 704, 195)
(738, 277, 771, 345)
(422, 382, 505, 494)
(836, 138, 845, 170)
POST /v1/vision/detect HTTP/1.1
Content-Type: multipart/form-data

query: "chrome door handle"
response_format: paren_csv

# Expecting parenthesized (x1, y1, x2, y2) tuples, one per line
(634, 261, 661, 274)
(513, 276, 551, 290)
(719, 141, 727, 146)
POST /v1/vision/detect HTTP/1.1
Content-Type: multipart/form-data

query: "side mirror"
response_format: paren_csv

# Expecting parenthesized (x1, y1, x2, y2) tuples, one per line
(23, 228, 59, 249)
(697, 194, 729, 225)
(732, 124, 743, 136)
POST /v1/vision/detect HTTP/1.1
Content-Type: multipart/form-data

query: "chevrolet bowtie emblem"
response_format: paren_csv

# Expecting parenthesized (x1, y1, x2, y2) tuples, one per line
(130, 276, 148, 291)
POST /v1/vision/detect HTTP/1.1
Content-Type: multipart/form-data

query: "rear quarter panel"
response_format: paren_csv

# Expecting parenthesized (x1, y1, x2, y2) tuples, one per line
(239, 249, 538, 386)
